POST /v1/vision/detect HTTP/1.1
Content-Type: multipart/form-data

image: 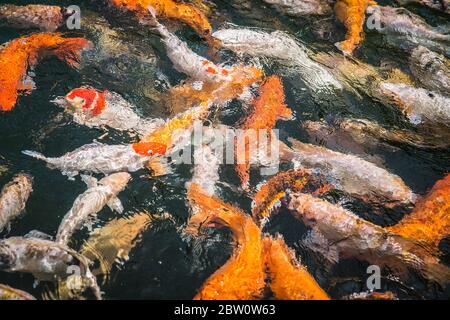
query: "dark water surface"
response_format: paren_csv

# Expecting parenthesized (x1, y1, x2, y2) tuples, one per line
(0, 0, 449, 299)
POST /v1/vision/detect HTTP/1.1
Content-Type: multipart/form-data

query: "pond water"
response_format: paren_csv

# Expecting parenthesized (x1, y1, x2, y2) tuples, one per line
(0, 0, 449, 299)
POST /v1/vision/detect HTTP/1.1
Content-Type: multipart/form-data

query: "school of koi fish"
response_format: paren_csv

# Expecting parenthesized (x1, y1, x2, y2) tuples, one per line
(0, 0, 449, 300)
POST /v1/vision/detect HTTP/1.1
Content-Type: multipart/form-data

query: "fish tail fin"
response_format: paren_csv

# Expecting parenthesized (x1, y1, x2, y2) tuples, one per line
(51, 38, 93, 69)
(22, 150, 48, 162)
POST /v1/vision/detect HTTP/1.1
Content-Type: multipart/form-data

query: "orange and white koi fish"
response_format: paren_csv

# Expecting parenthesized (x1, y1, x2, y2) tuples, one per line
(288, 138, 416, 207)
(235, 75, 293, 189)
(0, 33, 92, 111)
(106, 0, 212, 38)
(0, 4, 65, 32)
(56, 173, 131, 246)
(252, 168, 330, 224)
(334, 0, 374, 55)
(0, 174, 33, 233)
(186, 183, 266, 300)
(22, 142, 154, 179)
(387, 174, 450, 250)
(263, 236, 330, 300)
(55, 87, 164, 136)
(288, 193, 450, 285)
(0, 284, 36, 300)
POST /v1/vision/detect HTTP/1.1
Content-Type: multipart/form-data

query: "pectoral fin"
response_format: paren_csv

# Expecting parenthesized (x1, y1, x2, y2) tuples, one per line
(81, 175, 98, 188)
(25, 230, 53, 240)
(107, 196, 124, 213)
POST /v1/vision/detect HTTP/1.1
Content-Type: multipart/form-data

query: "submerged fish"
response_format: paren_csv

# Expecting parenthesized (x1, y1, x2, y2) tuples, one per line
(366, 5, 450, 55)
(54, 87, 164, 137)
(409, 46, 450, 96)
(263, 236, 330, 300)
(263, 0, 333, 16)
(334, 0, 373, 55)
(80, 212, 153, 279)
(387, 174, 450, 250)
(0, 284, 36, 300)
(189, 144, 221, 196)
(395, 0, 450, 15)
(212, 28, 342, 91)
(288, 193, 450, 285)
(105, 0, 212, 38)
(0, 4, 65, 32)
(379, 82, 450, 126)
(0, 33, 92, 111)
(236, 75, 293, 189)
(0, 174, 33, 233)
(288, 138, 416, 207)
(56, 173, 131, 246)
(186, 183, 266, 300)
(0, 236, 101, 299)
(22, 142, 151, 178)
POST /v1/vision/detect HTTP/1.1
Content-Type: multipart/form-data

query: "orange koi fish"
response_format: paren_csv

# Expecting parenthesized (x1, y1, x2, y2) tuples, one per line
(186, 183, 266, 300)
(334, 0, 376, 55)
(387, 174, 450, 250)
(263, 236, 330, 300)
(106, 0, 212, 38)
(0, 33, 92, 111)
(135, 103, 211, 157)
(252, 168, 331, 224)
(236, 75, 293, 189)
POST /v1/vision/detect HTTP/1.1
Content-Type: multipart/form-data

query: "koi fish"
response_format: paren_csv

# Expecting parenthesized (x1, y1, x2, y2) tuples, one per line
(188, 144, 221, 196)
(212, 28, 342, 91)
(0, 174, 33, 233)
(288, 138, 416, 206)
(387, 174, 450, 250)
(262, 0, 333, 16)
(54, 87, 164, 137)
(105, 0, 212, 38)
(287, 193, 450, 285)
(379, 82, 450, 126)
(0, 4, 65, 32)
(409, 46, 450, 96)
(22, 142, 151, 178)
(56, 173, 131, 246)
(366, 5, 450, 56)
(186, 183, 266, 300)
(334, 0, 374, 55)
(0, 236, 101, 299)
(0, 284, 36, 300)
(263, 236, 330, 300)
(236, 75, 293, 189)
(0, 33, 92, 111)
(252, 168, 331, 224)
(395, 0, 449, 14)
(343, 291, 397, 300)
(80, 212, 154, 280)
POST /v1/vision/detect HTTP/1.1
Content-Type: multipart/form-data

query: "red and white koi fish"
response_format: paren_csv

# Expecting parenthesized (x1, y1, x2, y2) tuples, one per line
(54, 87, 164, 137)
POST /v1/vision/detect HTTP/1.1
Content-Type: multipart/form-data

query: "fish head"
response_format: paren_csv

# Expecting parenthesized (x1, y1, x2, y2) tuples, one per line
(132, 142, 167, 156)
(64, 87, 106, 116)
(100, 172, 131, 193)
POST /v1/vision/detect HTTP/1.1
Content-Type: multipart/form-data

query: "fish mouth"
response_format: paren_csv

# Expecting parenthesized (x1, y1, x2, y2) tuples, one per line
(50, 96, 68, 107)
(0, 244, 14, 270)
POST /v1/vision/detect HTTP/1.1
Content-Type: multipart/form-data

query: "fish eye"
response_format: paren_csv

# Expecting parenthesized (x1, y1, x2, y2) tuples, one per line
(148, 150, 153, 155)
